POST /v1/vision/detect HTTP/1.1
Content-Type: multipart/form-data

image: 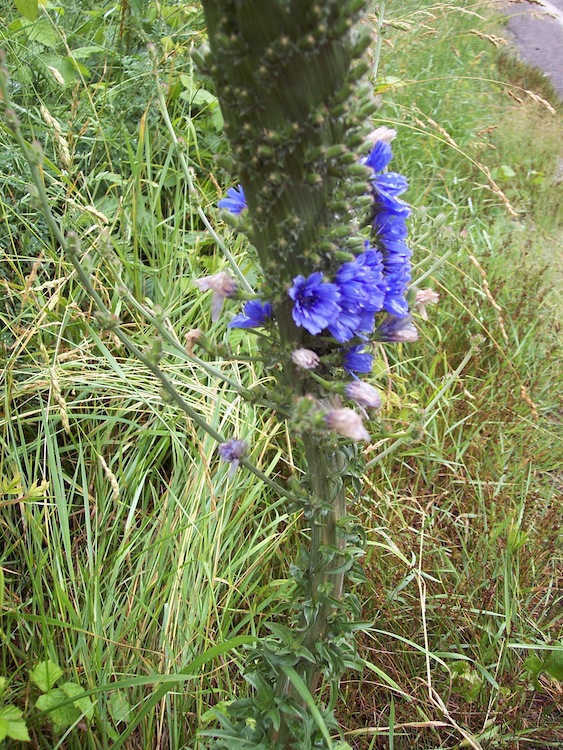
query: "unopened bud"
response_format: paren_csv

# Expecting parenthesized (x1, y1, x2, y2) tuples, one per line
(185, 329, 203, 356)
(292, 348, 320, 370)
(325, 408, 370, 442)
(345, 381, 382, 409)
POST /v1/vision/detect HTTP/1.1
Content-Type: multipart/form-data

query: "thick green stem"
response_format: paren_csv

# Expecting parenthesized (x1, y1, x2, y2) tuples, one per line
(195, 3, 374, 745)
(272, 437, 347, 748)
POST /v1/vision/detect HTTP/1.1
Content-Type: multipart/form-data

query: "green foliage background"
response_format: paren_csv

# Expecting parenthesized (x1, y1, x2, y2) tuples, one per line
(0, 1, 561, 748)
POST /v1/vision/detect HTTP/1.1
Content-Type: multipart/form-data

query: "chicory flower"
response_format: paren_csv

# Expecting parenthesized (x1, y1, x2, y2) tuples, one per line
(289, 272, 341, 336)
(218, 185, 247, 214)
(229, 299, 272, 328)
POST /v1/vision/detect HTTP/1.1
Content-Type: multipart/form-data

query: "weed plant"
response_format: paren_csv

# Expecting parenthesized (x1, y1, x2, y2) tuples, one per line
(0, 1, 561, 748)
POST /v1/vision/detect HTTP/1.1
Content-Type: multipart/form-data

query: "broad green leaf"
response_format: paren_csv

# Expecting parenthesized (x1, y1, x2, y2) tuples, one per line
(523, 654, 543, 677)
(498, 164, 516, 181)
(24, 19, 59, 48)
(543, 648, 563, 682)
(0, 676, 6, 695)
(7, 720, 31, 741)
(108, 692, 131, 725)
(30, 660, 63, 692)
(61, 682, 94, 720)
(0, 706, 23, 721)
(190, 88, 217, 108)
(0, 705, 30, 741)
(68, 46, 106, 60)
(64, 56, 91, 79)
(374, 75, 406, 93)
(15, 0, 38, 21)
(36, 689, 81, 730)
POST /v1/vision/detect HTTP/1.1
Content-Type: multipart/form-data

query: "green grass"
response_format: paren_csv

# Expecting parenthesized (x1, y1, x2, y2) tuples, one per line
(336, 1, 563, 747)
(1, 1, 562, 748)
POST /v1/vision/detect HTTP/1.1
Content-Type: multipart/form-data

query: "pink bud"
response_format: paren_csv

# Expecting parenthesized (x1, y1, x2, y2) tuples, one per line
(345, 381, 382, 409)
(291, 348, 320, 370)
(325, 408, 370, 442)
(194, 272, 237, 321)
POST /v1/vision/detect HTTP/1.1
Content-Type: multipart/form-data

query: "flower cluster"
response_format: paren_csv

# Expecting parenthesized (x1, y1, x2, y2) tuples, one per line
(367, 136, 413, 320)
(216, 135, 413, 347)
(286, 134, 413, 364)
(289, 243, 387, 343)
(203, 133, 417, 442)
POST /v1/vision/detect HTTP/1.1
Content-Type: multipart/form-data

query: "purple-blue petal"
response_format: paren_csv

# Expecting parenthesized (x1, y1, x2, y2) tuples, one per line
(218, 185, 247, 215)
(343, 345, 374, 375)
(365, 141, 393, 173)
(228, 299, 272, 329)
(289, 273, 341, 335)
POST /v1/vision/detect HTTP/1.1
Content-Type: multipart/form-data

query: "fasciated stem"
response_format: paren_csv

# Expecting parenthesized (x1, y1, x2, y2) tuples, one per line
(271, 435, 348, 748)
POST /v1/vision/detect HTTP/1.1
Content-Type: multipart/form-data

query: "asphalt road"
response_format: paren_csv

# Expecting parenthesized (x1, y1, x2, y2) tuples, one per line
(502, 0, 563, 99)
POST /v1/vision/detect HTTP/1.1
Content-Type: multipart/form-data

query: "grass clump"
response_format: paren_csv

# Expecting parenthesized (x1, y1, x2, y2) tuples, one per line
(0, 0, 562, 748)
(337, 2, 563, 747)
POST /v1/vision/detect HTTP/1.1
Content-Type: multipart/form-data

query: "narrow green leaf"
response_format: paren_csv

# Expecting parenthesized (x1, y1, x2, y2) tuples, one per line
(109, 636, 254, 750)
(280, 666, 333, 749)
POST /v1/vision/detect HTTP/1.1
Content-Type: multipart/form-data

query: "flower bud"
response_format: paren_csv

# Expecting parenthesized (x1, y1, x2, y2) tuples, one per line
(345, 381, 382, 409)
(414, 288, 439, 320)
(218, 438, 248, 477)
(325, 408, 370, 442)
(376, 315, 418, 343)
(292, 348, 320, 370)
(367, 126, 397, 145)
(185, 328, 202, 355)
(194, 271, 237, 322)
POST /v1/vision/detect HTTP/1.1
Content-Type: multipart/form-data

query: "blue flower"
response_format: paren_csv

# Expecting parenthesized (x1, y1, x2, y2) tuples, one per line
(326, 246, 387, 342)
(375, 315, 418, 342)
(289, 272, 341, 336)
(328, 260, 368, 342)
(365, 140, 393, 173)
(218, 438, 248, 476)
(343, 345, 373, 375)
(384, 268, 411, 318)
(374, 172, 408, 196)
(355, 245, 387, 320)
(372, 172, 411, 217)
(381, 240, 412, 260)
(218, 185, 247, 214)
(229, 299, 272, 329)
(379, 241, 412, 318)
(374, 212, 408, 246)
